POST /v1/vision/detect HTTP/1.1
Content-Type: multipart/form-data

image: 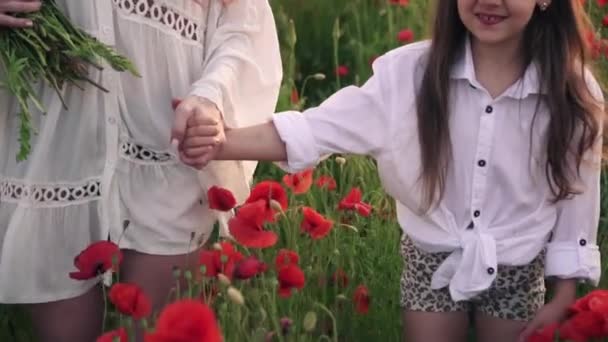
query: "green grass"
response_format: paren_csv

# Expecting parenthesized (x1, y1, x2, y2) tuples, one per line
(2, 1, 608, 341)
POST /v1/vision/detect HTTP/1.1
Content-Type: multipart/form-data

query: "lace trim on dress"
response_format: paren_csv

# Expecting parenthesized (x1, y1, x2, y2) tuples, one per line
(113, 0, 203, 42)
(0, 178, 101, 207)
(119, 141, 175, 165)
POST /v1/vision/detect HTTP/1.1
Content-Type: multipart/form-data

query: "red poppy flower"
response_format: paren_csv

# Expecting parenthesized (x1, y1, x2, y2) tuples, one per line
(233, 256, 268, 280)
(599, 0, 608, 7)
(277, 264, 305, 298)
(69, 241, 123, 280)
(109, 283, 152, 319)
(275, 249, 300, 269)
(526, 323, 558, 342)
(571, 289, 608, 314)
(245, 181, 288, 223)
(353, 285, 371, 314)
(229, 200, 278, 248)
(315, 175, 337, 191)
(588, 292, 608, 315)
(338, 188, 373, 217)
(397, 29, 414, 43)
(389, 0, 408, 5)
(283, 169, 314, 194)
(199, 241, 244, 279)
(207, 186, 237, 211)
(559, 311, 606, 341)
(290, 87, 300, 105)
(145, 300, 222, 342)
(331, 268, 349, 289)
(97, 328, 128, 342)
(301, 207, 333, 240)
(336, 65, 349, 77)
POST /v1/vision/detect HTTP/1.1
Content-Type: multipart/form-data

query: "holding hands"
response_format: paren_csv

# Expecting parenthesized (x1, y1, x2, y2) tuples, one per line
(171, 96, 225, 169)
(0, 0, 40, 28)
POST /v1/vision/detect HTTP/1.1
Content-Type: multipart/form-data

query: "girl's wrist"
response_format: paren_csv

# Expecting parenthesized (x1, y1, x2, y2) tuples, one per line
(550, 278, 577, 306)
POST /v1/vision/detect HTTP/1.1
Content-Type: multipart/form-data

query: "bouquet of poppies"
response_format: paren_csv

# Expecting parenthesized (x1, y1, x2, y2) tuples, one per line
(0, 0, 139, 161)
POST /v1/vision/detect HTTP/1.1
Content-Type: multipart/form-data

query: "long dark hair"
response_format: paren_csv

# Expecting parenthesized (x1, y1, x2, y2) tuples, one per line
(417, 0, 604, 211)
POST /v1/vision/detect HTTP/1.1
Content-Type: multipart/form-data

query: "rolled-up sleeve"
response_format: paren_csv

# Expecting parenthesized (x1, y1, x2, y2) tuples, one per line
(188, 0, 282, 215)
(272, 56, 392, 172)
(189, 0, 282, 128)
(544, 74, 604, 285)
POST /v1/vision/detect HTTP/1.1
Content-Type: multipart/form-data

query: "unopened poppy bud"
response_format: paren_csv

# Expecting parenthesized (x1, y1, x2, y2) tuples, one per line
(227, 286, 245, 305)
(313, 73, 326, 81)
(336, 294, 348, 301)
(213, 243, 223, 251)
(270, 199, 283, 213)
(335, 156, 346, 165)
(217, 273, 231, 286)
(303, 311, 317, 332)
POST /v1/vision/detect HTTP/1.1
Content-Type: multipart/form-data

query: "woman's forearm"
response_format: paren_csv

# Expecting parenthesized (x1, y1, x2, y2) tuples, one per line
(217, 122, 288, 162)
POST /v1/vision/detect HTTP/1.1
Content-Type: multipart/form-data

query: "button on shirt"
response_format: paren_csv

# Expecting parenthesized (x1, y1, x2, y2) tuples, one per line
(272, 39, 603, 301)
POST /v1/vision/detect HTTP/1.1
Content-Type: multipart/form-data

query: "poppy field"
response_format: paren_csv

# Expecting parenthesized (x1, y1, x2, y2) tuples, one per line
(2, 0, 608, 341)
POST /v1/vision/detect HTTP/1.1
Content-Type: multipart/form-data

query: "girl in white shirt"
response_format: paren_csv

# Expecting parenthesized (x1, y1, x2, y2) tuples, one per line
(0, 0, 281, 341)
(180, 1, 604, 341)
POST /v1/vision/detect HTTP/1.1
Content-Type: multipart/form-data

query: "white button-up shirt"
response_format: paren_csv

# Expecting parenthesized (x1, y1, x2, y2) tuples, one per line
(273, 40, 603, 301)
(0, 0, 281, 303)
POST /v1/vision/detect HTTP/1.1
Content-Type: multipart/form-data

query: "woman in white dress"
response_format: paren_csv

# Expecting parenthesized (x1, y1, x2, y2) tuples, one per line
(0, 0, 282, 340)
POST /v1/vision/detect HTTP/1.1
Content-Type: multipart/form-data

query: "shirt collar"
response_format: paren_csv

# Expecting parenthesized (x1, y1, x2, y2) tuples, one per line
(450, 35, 546, 99)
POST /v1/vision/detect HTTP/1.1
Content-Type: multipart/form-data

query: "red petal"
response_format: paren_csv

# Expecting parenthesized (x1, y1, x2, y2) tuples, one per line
(275, 249, 300, 269)
(246, 181, 288, 222)
(339, 188, 363, 209)
(97, 328, 128, 342)
(145, 300, 222, 342)
(235, 200, 267, 227)
(283, 169, 314, 194)
(315, 175, 337, 191)
(353, 285, 370, 314)
(301, 207, 333, 240)
(234, 256, 267, 280)
(207, 186, 237, 211)
(229, 216, 277, 248)
(199, 250, 221, 277)
(70, 241, 122, 280)
(109, 283, 152, 319)
(354, 202, 373, 217)
(277, 265, 305, 298)
(526, 323, 558, 342)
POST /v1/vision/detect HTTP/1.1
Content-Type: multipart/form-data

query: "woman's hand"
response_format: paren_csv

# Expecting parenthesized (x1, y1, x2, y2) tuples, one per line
(171, 96, 225, 169)
(0, 0, 41, 28)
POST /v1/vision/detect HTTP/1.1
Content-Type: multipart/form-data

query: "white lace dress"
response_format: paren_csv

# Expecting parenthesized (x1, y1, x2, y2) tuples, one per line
(0, 0, 282, 304)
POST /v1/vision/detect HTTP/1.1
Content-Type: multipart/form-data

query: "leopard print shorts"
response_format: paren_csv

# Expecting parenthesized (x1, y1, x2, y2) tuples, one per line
(400, 235, 546, 321)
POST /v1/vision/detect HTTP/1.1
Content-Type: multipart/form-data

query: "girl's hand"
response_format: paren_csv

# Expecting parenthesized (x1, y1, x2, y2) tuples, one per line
(518, 279, 577, 342)
(0, 0, 41, 28)
(171, 96, 225, 169)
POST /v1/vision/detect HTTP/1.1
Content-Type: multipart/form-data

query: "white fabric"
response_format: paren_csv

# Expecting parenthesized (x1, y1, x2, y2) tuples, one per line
(272, 39, 603, 302)
(0, 0, 281, 303)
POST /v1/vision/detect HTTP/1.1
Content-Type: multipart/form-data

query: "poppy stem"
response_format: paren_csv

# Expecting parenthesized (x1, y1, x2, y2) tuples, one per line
(314, 302, 338, 342)
(100, 283, 108, 332)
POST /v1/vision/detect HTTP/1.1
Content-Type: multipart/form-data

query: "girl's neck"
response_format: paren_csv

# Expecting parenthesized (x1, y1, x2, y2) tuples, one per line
(470, 35, 527, 98)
